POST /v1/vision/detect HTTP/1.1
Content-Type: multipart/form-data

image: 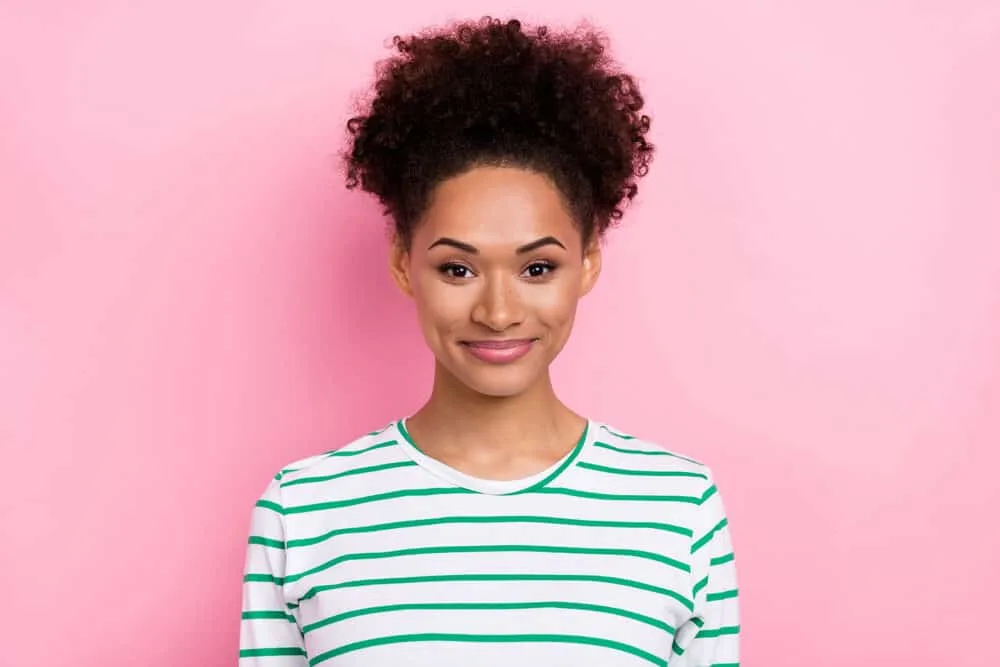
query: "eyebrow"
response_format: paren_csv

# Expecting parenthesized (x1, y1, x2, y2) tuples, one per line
(427, 236, 567, 254)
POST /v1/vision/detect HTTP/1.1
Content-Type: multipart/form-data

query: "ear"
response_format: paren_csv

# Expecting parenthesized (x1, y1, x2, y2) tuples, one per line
(579, 236, 603, 297)
(388, 234, 414, 298)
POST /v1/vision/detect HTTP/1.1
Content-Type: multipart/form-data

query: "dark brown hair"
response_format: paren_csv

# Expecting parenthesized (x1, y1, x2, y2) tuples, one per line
(344, 17, 654, 247)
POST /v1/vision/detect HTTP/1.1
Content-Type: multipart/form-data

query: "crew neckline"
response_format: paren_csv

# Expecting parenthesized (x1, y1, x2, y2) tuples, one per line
(394, 418, 593, 496)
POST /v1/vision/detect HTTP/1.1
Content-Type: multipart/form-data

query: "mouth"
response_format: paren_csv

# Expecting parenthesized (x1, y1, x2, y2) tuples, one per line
(460, 338, 538, 364)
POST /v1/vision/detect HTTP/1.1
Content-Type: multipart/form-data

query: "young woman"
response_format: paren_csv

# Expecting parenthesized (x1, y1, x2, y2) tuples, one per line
(239, 17, 739, 667)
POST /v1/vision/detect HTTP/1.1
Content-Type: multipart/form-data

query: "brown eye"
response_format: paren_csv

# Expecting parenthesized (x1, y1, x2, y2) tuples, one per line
(439, 263, 473, 279)
(523, 262, 556, 279)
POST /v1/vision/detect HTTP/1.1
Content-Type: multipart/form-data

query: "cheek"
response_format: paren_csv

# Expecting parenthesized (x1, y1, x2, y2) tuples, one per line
(531, 276, 582, 325)
(411, 273, 469, 333)
(515, 285, 579, 365)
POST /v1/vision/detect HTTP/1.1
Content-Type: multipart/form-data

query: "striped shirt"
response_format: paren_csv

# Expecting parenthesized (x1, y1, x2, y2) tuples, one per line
(239, 419, 740, 666)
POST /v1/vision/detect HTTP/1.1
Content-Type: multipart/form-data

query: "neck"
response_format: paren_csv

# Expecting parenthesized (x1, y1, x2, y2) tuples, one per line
(407, 361, 583, 456)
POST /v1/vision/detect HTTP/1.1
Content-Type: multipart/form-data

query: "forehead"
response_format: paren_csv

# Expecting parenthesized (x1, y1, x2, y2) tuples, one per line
(415, 166, 580, 250)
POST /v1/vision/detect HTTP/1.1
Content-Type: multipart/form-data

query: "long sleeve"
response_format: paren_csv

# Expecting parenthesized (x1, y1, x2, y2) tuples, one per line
(671, 470, 740, 666)
(239, 476, 308, 666)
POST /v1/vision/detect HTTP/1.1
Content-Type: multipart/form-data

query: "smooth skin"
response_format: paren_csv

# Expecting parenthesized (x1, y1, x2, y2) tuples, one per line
(390, 166, 602, 482)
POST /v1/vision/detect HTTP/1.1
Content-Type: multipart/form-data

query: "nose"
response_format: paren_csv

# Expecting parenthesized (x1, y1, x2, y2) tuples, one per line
(471, 272, 524, 332)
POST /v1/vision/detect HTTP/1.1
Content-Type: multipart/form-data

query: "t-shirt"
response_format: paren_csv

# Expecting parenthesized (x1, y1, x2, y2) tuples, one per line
(238, 419, 740, 666)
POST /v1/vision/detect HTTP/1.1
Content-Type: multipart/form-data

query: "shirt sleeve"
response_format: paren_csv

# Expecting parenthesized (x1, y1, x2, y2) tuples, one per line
(239, 476, 309, 666)
(671, 469, 740, 666)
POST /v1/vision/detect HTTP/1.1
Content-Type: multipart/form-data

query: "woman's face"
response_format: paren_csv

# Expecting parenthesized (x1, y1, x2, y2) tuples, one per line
(390, 166, 602, 398)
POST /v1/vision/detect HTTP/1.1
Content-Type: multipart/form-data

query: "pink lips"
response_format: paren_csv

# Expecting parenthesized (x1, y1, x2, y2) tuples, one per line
(461, 338, 536, 364)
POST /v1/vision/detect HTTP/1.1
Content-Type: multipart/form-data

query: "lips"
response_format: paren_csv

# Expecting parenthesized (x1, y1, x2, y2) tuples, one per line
(461, 338, 537, 364)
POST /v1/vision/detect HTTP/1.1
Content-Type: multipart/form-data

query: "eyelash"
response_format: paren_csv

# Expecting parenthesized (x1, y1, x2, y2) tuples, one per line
(438, 261, 558, 281)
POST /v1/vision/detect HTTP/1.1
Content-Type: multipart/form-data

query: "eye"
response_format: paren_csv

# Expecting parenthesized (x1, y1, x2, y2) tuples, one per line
(438, 263, 474, 280)
(523, 261, 556, 279)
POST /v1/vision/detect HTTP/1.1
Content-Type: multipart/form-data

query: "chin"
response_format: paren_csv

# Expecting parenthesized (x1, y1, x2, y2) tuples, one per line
(461, 373, 537, 398)
(449, 364, 543, 399)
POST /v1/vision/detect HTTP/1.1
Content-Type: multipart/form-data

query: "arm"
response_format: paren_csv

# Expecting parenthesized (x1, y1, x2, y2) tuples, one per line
(239, 476, 308, 666)
(672, 471, 740, 666)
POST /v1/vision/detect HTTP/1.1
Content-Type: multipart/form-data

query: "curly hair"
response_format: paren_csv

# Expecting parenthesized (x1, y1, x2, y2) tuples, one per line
(343, 17, 654, 248)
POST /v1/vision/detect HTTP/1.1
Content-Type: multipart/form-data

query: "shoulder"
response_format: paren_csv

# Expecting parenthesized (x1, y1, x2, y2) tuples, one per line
(590, 422, 732, 532)
(256, 421, 401, 500)
(591, 421, 713, 480)
(584, 421, 721, 513)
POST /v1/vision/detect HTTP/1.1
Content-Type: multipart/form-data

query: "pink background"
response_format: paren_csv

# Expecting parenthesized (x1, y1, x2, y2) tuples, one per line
(2, 2, 998, 665)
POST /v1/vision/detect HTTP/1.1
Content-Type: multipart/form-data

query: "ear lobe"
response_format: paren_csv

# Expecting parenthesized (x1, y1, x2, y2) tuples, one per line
(388, 236, 413, 297)
(580, 240, 603, 297)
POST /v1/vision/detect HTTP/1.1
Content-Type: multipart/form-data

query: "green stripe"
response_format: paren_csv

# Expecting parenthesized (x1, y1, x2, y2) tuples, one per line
(593, 441, 701, 465)
(330, 439, 399, 457)
(284, 543, 690, 583)
(578, 461, 708, 480)
(241, 610, 296, 623)
(593, 441, 667, 456)
(522, 421, 589, 491)
(672, 618, 697, 654)
(255, 499, 284, 514)
(396, 420, 589, 493)
(276, 457, 326, 479)
(692, 518, 728, 553)
(693, 575, 709, 598)
(696, 625, 740, 639)
(302, 601, 676, 635)
(711, 552, 735, 566)
(707, 588, 739, 602)
(286, 514, 692, 550)
(700, 484, 718, 504)
(276, 434, 395, 480)
(534, 487, 701, 504)
(282, 485, 700, 516)
(244, 573, 283, 585)
(672, 618, 734, 657)
(599, 425, 636, 440)
(283, 487, 472, 515)
(309, 633, 666, 666)
(240, 647, 306, 658)
(300, 573, 693, 611)
(280, 460, 417, 488)
(394, 419, 420, 450)
(248, 536, 284, 549)
(277, 465, 309, 479)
